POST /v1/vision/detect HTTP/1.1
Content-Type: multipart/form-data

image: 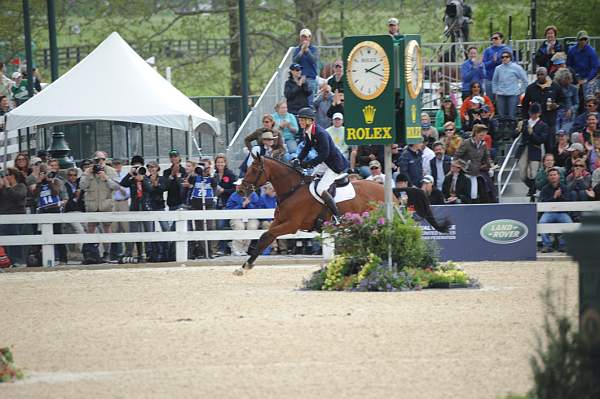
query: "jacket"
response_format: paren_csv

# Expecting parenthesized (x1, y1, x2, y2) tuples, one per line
(567, 43, 600, 81)
(442, 172, 471, 204)
(461, 59, 485, 92)
(521, 77, 565, 124)
(540, 182, 570, 203)
(356, 145, 384, 167)
(79, 165, 120, 212)
(298, 124, 349, 173)
(244, 127, 286, 158)
(147, 175, 167, 210)
(482, 44, 512, 80)
(64, 178, 86, 212)
(535, 167, 566, 190)
(398, 146, 423, 187)
(226, 191, 260, 210)
(428, 189, 445, 205)
(284, 77, 311, 114)
(163, 165, 187, 208)
(292, 44, 319, 79)
(535, 41, 563, 70)
(515, 119, 549, 162)
(429, 155, 452, 188)
(459, 95, 495, 120)
(0, 183, 27, 214)
(313, 92, 333, 128)
(120, 174, 153, 211)
(492, 62, 528, 96)
(455, 138, 491, 175)
(435, 109, 462, 134)
(215, 168, 237, 208)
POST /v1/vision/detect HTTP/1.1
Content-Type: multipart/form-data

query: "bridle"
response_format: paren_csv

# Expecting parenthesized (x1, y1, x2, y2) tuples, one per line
(242, 156, 306, 203)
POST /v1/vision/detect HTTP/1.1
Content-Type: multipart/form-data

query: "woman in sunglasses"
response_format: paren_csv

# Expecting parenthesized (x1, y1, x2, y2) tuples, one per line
(459, 81, 495, 122)
(491, 50, 528, 121)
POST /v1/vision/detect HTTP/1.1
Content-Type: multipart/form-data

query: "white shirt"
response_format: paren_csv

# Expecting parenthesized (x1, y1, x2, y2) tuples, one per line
(366, 173, 385, 182)
(422, 146, 435, 176)
(435, 158, 445, 191)
(326, 125, 348, 155)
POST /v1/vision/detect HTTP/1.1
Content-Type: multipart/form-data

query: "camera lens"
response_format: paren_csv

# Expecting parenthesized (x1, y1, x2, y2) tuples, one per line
(137, 166, 147, 175)
(195, 166, 204, 175)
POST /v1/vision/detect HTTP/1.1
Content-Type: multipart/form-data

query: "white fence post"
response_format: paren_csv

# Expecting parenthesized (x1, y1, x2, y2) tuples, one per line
(322, 233, 334, 261)
(175, 219, 188, 263)
(41, 223, 55, 267)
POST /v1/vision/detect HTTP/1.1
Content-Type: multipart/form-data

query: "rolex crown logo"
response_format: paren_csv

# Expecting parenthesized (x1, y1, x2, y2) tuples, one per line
(411, 104, 417, 123)
(363, 105, 376, 124)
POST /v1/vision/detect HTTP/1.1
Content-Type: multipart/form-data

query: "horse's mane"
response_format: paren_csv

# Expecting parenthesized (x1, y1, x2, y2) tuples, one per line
(261, 156, 303, 177)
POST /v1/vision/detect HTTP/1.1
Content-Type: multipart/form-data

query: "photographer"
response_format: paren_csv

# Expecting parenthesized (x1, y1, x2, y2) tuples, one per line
(119, 156, 154, 263)
(146, 160, 167, 262)
(163, 149, 187, 211)
(79, 151, 120, 262)
(0, 168, 27, 266)
(184, 159, 218, 259)
(63, 167, 86, 261)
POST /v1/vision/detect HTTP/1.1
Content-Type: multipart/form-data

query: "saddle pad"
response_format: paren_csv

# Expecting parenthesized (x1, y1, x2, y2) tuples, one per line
(309, 180, 356, 204)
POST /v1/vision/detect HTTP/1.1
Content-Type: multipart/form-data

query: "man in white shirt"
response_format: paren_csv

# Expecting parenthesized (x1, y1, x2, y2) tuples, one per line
(366, 160, 385, 184)
(421, 138, 435, 176)
(326, 112, 348, 159)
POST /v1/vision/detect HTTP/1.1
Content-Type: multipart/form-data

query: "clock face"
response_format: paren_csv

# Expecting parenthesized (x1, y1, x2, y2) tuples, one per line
(346, 41, 390, 101)
(405, 40, 423, 99)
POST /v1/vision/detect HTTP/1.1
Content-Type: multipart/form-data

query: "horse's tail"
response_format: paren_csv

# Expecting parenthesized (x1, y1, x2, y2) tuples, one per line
(405, 187, 452, 233)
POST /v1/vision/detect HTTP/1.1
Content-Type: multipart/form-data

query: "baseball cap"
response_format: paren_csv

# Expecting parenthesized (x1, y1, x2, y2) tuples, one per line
(234, 178, 244, 185)
(131, 155, 145, 165)
(577, 30, 589, 40)
(442, 95, 452, 102)
(11, 72, 22, 80)
(567, 143, 584, 152)
(299, 28, 311, 37)
(289, 63, 302, 71)
(553, 58, 566, 65)
(471, 96, 485, 105)
(387, 17, 399, 25)
(332, 112, 344, 120)
(168, 149, 180, 157)
(556, 129, 567, 136)
(395, 173, 409, 183)
(30, 157, 42, 165)
(421, 175, 434, 184)
(369, 160, 381, 169)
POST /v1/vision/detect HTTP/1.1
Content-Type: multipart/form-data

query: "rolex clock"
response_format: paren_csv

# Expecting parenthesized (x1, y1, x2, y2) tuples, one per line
(404, 39, 423, 99)
(346, 41, 390, 101)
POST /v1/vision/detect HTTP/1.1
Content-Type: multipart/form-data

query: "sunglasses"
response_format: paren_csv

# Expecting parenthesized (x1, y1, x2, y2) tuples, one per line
(263, 138, 275, 141)
(579, 38, 588, 41)
(67, 173, 78, 177)
(445, 129, 454, 132)
(95, 158, 106, 161)
(491, 37, 500, 40)
(370, 166, 380, 170)
(501, 55, 511, 59)
(334, 65, 343, 68)
(586, 104, 595, 107)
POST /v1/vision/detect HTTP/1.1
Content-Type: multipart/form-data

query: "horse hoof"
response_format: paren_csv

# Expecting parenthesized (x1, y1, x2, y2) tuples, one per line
(233, 268, 244, 276)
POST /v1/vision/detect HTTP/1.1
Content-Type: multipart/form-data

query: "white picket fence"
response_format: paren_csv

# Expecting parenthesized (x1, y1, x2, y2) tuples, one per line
(0, 209, 333, 267)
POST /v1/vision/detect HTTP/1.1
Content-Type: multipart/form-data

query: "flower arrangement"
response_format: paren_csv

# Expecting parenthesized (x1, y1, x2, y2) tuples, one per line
(304, 206, 478, 291)
(0, 348, 23, 383)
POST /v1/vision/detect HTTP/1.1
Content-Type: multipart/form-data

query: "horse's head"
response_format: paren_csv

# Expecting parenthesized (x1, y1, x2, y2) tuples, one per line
(240, 152, 268, 196)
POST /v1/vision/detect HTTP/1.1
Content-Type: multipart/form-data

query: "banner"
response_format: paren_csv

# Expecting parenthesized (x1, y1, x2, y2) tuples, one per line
(418, 203, 537, 261)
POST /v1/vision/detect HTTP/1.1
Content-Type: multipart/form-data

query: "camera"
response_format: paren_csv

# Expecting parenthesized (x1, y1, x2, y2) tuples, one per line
(92, 164, 104, 174)
(47, 171, 57, 179)
(133, 166, 147, 176)
(194, 165, 204, 175)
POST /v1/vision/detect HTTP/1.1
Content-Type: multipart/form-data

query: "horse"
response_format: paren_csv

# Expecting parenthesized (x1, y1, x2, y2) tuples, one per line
(234, 153, 450, 275)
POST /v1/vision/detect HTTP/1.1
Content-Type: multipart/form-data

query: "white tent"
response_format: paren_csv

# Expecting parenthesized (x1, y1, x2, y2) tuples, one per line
(5, 32, 219, 139)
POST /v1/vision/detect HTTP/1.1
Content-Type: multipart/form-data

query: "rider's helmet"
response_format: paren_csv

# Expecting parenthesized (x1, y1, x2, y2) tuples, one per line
(297, 107, 316, 120)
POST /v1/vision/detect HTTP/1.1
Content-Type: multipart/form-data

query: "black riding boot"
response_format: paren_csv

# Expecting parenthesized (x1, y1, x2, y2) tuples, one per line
(320, 191, 340, 225)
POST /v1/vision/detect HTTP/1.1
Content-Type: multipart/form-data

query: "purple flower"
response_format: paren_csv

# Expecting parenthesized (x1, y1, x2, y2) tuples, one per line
(377, 217, 386, 225)
(361, 211, 370, 218)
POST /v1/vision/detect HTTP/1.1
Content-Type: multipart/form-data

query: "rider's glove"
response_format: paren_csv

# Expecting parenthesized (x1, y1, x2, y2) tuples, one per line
(300, 161, 312, 169)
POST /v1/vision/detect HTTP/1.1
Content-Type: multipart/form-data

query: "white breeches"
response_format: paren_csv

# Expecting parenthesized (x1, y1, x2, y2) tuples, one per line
(312, 163, 340, 196)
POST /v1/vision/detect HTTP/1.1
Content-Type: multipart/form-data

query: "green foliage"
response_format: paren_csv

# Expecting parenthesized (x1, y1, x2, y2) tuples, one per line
(0, 347, 24, 383)
(404, 265, 470, 288)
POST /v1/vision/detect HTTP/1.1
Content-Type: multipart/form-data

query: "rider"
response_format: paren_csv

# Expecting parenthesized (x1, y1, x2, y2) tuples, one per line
(293, 107, 349, 223)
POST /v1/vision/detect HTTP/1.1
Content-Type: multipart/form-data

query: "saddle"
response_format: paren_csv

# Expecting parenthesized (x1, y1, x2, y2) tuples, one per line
(308, 173, 355, 205)
(312, 173, 350, 197)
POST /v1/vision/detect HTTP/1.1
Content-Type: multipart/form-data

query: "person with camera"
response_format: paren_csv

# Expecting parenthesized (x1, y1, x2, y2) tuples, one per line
(79, 151, 120, 262)
(0, 168, 27, 266)
(119, 156, 154, 263)
(32, 163, 68, 264)
(145, 160, 168, 262)
(184, 159, 218, 259)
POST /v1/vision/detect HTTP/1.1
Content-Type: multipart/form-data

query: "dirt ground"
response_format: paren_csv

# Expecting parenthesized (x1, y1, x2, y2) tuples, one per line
(0, 260, 578, 399)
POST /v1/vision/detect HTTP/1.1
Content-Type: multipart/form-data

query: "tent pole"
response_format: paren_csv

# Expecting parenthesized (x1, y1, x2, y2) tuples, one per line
(187, 116, 193, 159)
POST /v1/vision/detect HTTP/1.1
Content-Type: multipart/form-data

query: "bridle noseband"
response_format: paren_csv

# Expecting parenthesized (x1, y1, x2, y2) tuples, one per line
(241, 157, 305, 203)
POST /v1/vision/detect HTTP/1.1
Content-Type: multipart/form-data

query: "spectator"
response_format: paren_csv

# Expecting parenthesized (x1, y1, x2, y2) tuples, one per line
(539, 168, 571, 253)
(442, 159, 471, 204)
(564, 142, 586, 175)
(459, 82, 495, 121)
(421, 175, 444, 205)
(79, 151, 120, 262)
(0, 62, 13, 100)
(549, 52, 568, 79)
(387, 17, 400, 39)
(430, 142, 452, 192)
(399, 143, 423, 187)
(553, 129, 571, 167)
(214, 153, 236, 256)
(273, 100, 300, 152)
(292, 28, 319, 105)
(390, 143, 402, 178)
(421, 113, 439, 143)
(592, 131, 600, 171)
(554, 69, 579, 133)
(440, 121, 462, 157)
(327, 59, 344, 94)
(146, 160, 167, 262)
(226, 178, 260, 256)
(119, 156, 154, 262)
(522, 67, 564, 150)
(535, 25, 562, 70)
(313, 83, 333, 128)
(579, 112, 598, 150)
(63, 167, 86, 262)
(483, 32, 512, 96)
(421, 136, 435, 176)
(589, 168, 600, 200)
(0, 168, 27, 266)
(462, 95, 486, 133)
(13, 153, 31, 176)
(245, 114, 286, 158)
(366, 160, 385, 183)
(455, 124, 492, 203)
(163, 149, 187, 211)
(351, 145, 383, 178)
(110, 159, 132, 260)
(492, 50, 528, 121)
(326, 90, 344, 119)
(284, 63, 311, 115)
(461, 46, 485, 99)
(435, 95, 462, 135)
(0, 95, 12, 116)
(185, 159, 218, 259)
(535, 153, 566, 191)
(516, 103, 548, 199)
(247, 131, 282, 168)
(567, 30, 599, 85)
(326, 112, 348, 157)
(572, 96, 599, 132)
(566, 159, 592, 201)
(585, 68, 600, 98)
(36, 150, 49, 164)
(10, 72, 29, 105)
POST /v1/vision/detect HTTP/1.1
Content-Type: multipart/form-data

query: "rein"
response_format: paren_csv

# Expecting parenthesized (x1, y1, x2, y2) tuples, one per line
(246, 157, 306, 203)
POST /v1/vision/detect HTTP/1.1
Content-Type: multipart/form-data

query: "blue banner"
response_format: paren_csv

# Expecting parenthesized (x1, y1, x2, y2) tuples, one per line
(417, 203, 537, 261)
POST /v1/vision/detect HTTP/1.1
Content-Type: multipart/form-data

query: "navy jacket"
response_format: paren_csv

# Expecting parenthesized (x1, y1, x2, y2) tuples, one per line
(516, 119, 549, 162)
(398, 146, 423, 187)
(535, 41, 563, 70)
(298, 124, 349, 173)
(429, 155, 452, 188)
(540, 182, 570, 203)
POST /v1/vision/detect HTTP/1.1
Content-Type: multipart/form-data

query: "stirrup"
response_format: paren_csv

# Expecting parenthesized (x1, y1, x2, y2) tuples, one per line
(331, 215, 341, 226)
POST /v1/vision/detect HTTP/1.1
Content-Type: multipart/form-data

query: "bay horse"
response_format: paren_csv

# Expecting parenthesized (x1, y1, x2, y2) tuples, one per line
(235, 153, 450, 274)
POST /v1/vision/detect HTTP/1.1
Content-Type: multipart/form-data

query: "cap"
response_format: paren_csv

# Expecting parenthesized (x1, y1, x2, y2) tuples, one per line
(387, 17, 399, 25)
(261, 131, 277, 140)
(395, 173, 409, 183)
(11, 72, 21, 79)
(577, 30, 589, 40)
(299, 28, 312, 37)
(168, 149, 180, 157)
(30, 157, 42, 165)
(289, 63, 302, 71)
(332, 112, 344, 120)
(471, 96, 485, 105)
(553, 58, 566, 65)
(79, 159, 92, 167)
(442, 95, 452, 102)
(234, 178, 244, 185)
(567, 143, 584, 152)
(131, 155, 145, 165)
(585, 94, 597, 102)
(369, 160, 381, 169)
(529, 103, 542, 115)
(556, 129, 567, 136)
(421, 175, 434, 184)
(298, 107, 316, 119)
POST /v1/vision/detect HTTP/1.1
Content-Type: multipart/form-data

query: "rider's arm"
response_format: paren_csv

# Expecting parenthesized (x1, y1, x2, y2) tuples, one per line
(308, 131, 329, 166)
(297, 135, 309, 161)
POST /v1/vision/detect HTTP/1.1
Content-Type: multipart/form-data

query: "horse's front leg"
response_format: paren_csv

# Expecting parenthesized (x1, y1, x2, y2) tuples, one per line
(233, 220, 295, 276)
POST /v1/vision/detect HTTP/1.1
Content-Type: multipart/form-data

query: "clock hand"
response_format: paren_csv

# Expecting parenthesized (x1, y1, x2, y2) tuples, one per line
(366, 70, 384, 78)
(365, 64, 381, 73)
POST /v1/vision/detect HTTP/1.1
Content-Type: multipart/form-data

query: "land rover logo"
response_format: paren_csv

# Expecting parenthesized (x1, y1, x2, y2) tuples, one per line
(480, 219, 528, 244)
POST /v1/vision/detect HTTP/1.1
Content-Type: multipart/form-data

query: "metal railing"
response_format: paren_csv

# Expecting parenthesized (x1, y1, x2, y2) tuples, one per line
(497, 133, 522, 201)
